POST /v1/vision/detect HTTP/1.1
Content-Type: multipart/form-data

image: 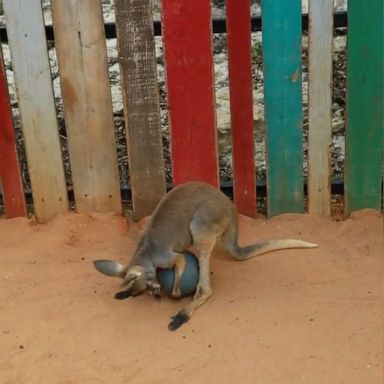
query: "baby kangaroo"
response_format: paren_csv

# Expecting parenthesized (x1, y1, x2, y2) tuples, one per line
(94, 181, 317, 331)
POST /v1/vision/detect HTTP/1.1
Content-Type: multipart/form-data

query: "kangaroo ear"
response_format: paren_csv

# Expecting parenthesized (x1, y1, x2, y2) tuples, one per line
(93, 260, 126, 278)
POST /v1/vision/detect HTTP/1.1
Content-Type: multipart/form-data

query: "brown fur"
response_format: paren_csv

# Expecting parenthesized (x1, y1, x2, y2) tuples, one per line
(93, 181, 318, 330)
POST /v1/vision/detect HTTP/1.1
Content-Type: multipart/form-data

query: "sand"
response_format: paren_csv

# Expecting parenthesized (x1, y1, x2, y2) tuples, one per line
(0, 209, 382, 384)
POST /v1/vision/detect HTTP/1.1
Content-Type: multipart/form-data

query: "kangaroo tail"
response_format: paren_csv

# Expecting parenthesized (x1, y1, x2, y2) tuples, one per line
(229, 239, 318, 260)
(222, 221, 318, 260)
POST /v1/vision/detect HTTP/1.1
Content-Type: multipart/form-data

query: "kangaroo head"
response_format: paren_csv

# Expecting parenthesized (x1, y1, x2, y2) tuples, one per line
(93, 260, 159, 299)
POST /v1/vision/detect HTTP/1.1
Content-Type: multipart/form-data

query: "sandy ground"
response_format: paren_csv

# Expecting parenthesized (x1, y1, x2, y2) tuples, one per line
(0, 209, 382, 384)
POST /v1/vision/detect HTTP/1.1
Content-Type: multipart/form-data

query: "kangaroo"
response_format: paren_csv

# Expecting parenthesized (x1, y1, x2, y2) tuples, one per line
(93, 181, 318, 331)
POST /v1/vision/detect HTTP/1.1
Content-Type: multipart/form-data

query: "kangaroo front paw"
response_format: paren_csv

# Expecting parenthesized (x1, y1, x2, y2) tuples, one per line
(168, 311, 190, 331)
(152, 284, 162, 300)
(148, 282, 162, 298)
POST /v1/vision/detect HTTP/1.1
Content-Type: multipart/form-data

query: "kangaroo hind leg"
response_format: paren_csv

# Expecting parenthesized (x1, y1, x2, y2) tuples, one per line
(168, 215, 223, 331)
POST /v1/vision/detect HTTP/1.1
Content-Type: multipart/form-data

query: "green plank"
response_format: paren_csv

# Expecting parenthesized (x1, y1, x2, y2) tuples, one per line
(345, 0, 384, 214)
(262, 0, 304, 217)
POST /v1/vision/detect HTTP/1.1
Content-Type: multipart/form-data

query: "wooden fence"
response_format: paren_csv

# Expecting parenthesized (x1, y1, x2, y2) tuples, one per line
(0, 0, 383, 223)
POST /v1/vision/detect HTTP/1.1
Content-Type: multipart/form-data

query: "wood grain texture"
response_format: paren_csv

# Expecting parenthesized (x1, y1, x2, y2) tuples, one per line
(161, 0, 219, 187)
(115, 0, 166, 220)
(3, 0, 68, 222)
(345, 0, 383, 215)
(0, 42, 26, 218)
(226, 0, 256, 218)
(307, 0, 333, 217)
(262, 0, 304, 217)
(51, 0, 121, 214)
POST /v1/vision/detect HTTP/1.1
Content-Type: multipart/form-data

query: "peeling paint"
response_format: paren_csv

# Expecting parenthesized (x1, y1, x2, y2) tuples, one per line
(291, 69, 299, 82)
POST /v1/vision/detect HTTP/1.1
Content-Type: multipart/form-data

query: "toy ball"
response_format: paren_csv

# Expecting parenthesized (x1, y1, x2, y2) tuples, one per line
(156, 251, 199, 297)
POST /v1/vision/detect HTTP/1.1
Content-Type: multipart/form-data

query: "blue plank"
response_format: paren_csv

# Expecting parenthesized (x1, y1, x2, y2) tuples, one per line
(262, 0, 304, 217)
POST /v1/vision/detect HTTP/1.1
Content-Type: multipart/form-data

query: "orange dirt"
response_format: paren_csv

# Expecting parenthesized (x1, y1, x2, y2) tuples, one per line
(0, 209, 382, 383)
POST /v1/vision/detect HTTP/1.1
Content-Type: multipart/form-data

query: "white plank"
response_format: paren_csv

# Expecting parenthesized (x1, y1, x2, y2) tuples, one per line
(308, 0, 334, 217)
(3, 0, 68, 222)
(51, 0, 121, 214)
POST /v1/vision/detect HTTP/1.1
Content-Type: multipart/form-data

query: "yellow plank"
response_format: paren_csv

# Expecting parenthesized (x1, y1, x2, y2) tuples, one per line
(308, 0, 333, 217)
(3, 0, 68, 222)
(52, 0, 121, 213)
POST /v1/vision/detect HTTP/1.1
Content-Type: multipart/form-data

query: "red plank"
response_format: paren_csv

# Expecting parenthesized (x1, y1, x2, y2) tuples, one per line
(161, 0, 218, 187)
(0, 45, 26, 218)
(226, 0, 256, 217)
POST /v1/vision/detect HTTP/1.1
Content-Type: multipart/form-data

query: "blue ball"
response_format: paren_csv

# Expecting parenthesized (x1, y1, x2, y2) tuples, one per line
(156, 251, 199, 297)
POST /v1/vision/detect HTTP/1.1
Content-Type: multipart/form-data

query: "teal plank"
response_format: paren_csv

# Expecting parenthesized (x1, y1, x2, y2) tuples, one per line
(262, 0, 304, 217)
(345, 0, 384, 214)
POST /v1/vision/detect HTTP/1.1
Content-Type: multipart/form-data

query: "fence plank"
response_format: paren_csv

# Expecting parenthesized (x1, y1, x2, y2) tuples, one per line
(262, 0, 304, 217)
(0, 43, 26, 218)
(51, 0, 121, 214)
(161, 0, 218, 187)
(3, 0, 68, 222)
(345, 0, 383, 214)
(307, 0, 333, 217)
(115, 0, 166, 220)
(226, 0, 256, 217)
